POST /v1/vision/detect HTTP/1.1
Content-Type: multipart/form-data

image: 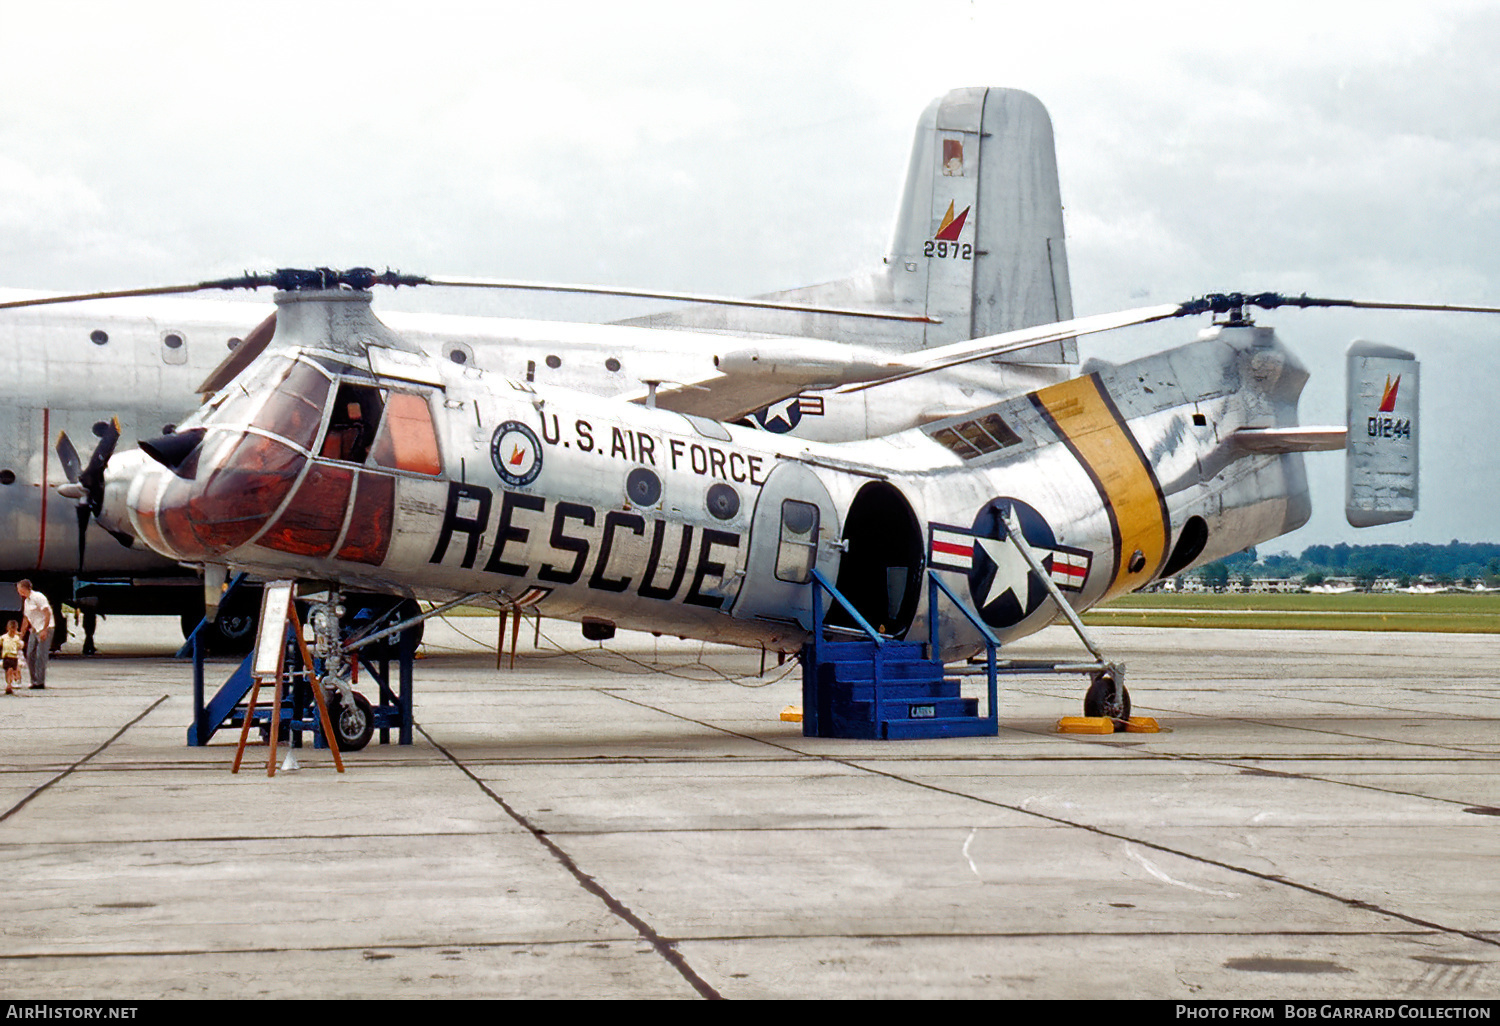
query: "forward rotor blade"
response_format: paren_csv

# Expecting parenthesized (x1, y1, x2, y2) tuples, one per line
(0, 283, 212, 310)
(0, 269, 940, 324)
(195, 311, 278, 397)
(838, 303, 1185, 394)
(422, 275, 941, 324)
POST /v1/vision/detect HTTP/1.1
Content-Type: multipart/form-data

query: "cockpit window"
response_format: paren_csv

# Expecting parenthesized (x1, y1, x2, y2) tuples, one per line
(251, 360, 332, 451)
(200, 355, 296, 430)
(319, 382, 384, 464)
(370, 390, 441, 475)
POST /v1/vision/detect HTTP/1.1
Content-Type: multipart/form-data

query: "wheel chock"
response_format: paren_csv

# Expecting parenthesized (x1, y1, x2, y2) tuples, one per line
(1123, 717, 1160, 733)
(780, 705, 803, 723)
(1057, 716, 1114, 734)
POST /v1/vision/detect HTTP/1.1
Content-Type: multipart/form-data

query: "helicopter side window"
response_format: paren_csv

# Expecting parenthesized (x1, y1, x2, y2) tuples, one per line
(320, 382, 384, 464)
(370, 390, 442, 475)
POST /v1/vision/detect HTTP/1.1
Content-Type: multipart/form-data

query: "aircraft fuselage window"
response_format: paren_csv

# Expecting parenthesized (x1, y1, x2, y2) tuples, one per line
(930, 413, 1022, 460)
(775, 499, 820, 584)
(320, 382, 384, 464)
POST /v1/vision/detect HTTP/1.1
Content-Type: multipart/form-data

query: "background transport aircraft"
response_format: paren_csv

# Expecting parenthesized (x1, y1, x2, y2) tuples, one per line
(0, 88, 1081, 651)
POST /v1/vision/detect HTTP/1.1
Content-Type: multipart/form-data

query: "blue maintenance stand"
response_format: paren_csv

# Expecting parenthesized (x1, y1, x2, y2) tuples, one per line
(184, 584, 416, 749)
(799, 568, 999, 740)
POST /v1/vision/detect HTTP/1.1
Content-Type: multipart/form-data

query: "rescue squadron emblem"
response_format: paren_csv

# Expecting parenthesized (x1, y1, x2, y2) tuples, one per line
(956, 498, 1092, 629)
(490, 421, 543, 488)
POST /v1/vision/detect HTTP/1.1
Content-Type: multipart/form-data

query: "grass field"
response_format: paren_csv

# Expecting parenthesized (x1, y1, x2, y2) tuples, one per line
(1083, 591, 1500, 633)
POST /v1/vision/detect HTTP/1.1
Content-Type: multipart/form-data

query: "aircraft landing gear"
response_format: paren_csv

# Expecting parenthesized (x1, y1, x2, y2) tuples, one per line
(1084, 671, 1131, 721)
(328, 691, 374, 752)
(308, 591, 373, 751)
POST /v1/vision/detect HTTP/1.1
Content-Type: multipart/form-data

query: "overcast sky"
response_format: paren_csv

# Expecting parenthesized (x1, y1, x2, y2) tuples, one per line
(2, 0, 1496, 553)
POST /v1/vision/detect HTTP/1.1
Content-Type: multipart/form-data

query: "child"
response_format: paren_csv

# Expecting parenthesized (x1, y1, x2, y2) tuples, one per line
(2, 621, 21, 694)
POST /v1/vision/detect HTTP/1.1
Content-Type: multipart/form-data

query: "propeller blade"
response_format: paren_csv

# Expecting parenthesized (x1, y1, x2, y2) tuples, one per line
(55, 431, 81, 484)
(77, 418, 120, 515)
(75, 503, 90, 574)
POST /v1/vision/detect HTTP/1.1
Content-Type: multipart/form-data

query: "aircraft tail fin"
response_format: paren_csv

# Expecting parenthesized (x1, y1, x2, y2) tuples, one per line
(621, 88, 1074, 361)
(1346, 341, 1419, 527)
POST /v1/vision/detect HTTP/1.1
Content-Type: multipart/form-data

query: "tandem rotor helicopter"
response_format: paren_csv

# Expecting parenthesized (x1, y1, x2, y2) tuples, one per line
(0, 87, 1487, 740)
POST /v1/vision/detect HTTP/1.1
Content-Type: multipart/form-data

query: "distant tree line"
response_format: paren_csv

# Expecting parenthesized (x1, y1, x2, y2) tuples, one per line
(1193, 542, 1500, 589)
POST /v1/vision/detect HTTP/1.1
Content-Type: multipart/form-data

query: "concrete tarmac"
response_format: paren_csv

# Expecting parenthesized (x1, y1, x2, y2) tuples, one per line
(0, 616, 1495, 1000)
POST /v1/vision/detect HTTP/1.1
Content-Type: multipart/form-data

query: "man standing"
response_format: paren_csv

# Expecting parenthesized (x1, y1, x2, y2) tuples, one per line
(16, 581, 53, 690)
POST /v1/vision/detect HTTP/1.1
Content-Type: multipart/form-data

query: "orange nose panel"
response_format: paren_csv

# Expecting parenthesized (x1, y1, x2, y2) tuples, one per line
(156, 434, 305, 558)
(259, 463, 355, 559)
(337, 473, 395, 566)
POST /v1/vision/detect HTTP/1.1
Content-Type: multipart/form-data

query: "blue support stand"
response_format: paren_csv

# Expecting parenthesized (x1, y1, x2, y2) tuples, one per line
(186, 578, 417, 748)
(799, 568, 998, 740)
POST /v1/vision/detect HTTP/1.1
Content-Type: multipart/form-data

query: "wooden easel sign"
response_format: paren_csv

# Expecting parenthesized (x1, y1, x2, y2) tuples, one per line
(232, 581, 344, 777)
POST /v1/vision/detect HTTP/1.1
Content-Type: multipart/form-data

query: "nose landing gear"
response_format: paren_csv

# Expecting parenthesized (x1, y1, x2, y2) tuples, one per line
(309, 592, 374, 752)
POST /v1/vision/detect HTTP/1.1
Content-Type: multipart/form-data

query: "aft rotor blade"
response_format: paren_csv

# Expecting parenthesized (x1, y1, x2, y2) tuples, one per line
(1178, 292, 1500, 317)
(422, 275, 941, 324)
(839, 303, 1185, 393)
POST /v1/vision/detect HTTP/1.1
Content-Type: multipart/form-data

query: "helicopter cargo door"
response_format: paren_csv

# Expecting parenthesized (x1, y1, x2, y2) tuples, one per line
(731, 461, 839, 631)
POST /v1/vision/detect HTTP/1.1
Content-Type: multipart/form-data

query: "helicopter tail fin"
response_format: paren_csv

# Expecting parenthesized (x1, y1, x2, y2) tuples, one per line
(621, 88, 1074, 360)
(1346, 341, 1419, 527)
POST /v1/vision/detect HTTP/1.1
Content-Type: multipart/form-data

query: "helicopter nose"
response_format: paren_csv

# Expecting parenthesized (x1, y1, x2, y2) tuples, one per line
(127, 431, 306, 561)
(139, 428, 207, 474)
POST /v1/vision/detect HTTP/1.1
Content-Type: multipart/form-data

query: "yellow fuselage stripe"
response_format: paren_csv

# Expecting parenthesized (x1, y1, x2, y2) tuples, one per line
(1031, 375, 1170, 601)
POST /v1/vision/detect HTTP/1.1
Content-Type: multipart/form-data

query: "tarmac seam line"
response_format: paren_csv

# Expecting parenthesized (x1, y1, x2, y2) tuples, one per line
(416, 722, 724, 1001)
(0, 927, 1452, 961)
(601, 691, 1500, 953)
(0, 695, 168, 825)
(998, 722, 1495, 812)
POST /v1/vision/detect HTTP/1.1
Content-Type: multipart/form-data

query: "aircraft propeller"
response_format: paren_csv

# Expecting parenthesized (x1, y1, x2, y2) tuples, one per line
(54, 418, 131, 571)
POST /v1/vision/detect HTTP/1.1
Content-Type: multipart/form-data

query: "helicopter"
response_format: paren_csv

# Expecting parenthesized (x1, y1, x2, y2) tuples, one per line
(0, 261, 1440, 739)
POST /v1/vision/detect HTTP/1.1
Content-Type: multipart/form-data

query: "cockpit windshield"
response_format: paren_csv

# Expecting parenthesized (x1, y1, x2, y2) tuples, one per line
(252, 360, 333, 452)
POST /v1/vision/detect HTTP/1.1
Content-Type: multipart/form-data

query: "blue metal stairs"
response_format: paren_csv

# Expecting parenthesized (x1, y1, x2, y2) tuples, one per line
(799, 568, 999, 740)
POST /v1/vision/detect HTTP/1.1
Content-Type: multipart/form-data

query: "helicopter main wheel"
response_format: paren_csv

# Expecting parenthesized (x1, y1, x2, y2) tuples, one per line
(328, 691, 374, 752)
(180, 587, 260, 655)
(1083, 673, 1131, 721)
